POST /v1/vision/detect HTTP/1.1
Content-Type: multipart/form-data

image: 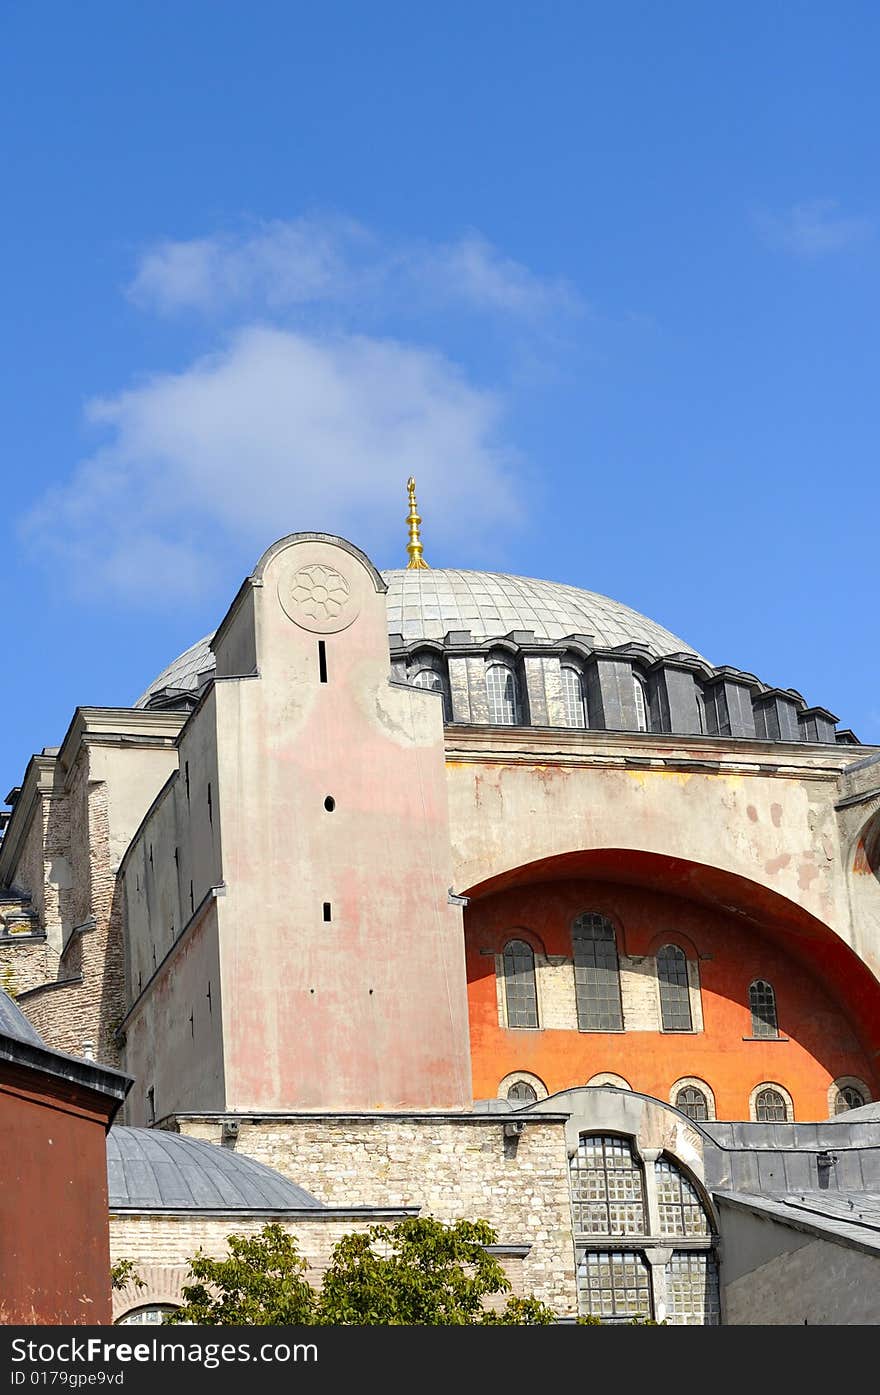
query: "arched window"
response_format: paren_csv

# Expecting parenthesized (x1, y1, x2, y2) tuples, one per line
(116, 1305, 178, 1325)
(665, 1253, 721, 1326)
(486, 664, 520, 725)
(654, 1157, 711, 1237)
(561, 666, 587, 728)
(755, 1087, 787, 1122)
(657, 945, 692, 1032)
(569, 1134, 646, 1236)
(502, 940, 538, 1029)
(506, 1079, 538, 1104)
(572, 913, 623, 1032)
(675, 1085, 709, 1122)
(412, 666, 451, 721)
(633, 675, 648, 732)
(835, 1084, 866, 1114)
(749, 980, 778, 1038)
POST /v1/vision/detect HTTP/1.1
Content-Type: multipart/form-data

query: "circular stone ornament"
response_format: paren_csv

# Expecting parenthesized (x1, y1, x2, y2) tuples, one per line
(278, 562, 360, 633)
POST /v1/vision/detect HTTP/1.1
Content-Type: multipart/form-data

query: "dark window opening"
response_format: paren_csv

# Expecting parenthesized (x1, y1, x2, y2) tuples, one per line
(318, 641, 328, 683)
(323, 901, 332, 922)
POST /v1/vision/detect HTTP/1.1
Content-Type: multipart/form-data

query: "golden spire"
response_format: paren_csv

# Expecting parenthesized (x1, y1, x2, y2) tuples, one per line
(405, 476, 430, 569)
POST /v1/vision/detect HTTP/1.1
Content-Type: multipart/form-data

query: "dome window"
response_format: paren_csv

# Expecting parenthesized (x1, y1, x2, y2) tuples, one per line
(633, 675, 649, 732)
(486, 664, 521, 726)
(561, 666, 587, 728)
(412, 666, 451, 721)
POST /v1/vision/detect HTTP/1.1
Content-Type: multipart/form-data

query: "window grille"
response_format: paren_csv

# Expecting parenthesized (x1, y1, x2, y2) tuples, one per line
(572, 913, 623, 1032)
(834, 1085, 866, 1114)
(576, 1250, 652, 1323)
(116, 1306, 178, 1325)
(654, 1157, 710, 1237)
(633, 676, 648, 731)
(749, 980, 778, 1038)
(502, 940, 539, 1029)
(486, 664, 520, 725)
(657, 945, 693, 1031)
(675, 1085, 708, 1122)
(412, 667, 451, 721)
(665, 1253, 720, 1326)
(755, 1087, 787, 1122)
(561, 666, 587, 728)
(569, 1135, 646, 1236)
(506, 1080, 538, 1104)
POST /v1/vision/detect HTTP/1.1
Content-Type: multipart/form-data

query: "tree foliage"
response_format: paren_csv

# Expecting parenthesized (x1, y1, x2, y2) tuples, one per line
(164, 1218, 557, 1326)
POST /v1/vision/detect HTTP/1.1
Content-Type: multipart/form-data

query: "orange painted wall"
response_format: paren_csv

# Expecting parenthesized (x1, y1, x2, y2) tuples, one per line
(465, 878, 877, 1121)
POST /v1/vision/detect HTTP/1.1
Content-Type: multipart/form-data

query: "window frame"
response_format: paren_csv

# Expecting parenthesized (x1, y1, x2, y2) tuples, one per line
(748, 979, 779, 1039)
(656, 944, 694, 1032)
(560, 663, 588, 728)
(501, 938, 540, 1030)
(485, 662, 522, 726)
(572, 912, 624, 1033)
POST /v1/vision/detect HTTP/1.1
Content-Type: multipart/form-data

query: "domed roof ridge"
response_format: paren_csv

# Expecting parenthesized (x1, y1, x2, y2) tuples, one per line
(134, 564, 704, 708)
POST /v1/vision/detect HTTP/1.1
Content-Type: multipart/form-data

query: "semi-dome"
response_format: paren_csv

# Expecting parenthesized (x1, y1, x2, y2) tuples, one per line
(135, 567, 703, 707)
(107, 1126, 322, 1210)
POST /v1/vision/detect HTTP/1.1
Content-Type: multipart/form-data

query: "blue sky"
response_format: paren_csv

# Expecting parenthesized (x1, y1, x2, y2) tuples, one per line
(1, 0, 878, 786)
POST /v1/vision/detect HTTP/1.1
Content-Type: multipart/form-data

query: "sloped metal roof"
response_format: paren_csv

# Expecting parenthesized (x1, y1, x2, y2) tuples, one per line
(107, 1127, 323, 1211)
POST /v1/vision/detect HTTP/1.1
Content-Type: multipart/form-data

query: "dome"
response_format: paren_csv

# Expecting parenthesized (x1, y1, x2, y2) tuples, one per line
(107, 1126, 322, 1210)
(135, 568, 704, 708)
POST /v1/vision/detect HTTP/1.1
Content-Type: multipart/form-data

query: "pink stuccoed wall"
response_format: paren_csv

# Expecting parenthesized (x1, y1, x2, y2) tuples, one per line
(212, 535, 473, 1111)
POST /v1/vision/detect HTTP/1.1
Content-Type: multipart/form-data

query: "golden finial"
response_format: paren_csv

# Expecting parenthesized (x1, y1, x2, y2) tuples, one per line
(405, 476, 430, 569)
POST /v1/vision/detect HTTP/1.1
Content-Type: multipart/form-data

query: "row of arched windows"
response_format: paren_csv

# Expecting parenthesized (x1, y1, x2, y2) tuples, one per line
(409, 661, 652, 731)
(499, 917, 787, 1039)
(500, 1073, 869, 1120)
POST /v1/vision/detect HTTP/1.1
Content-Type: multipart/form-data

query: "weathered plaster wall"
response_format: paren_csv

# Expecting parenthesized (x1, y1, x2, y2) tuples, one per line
(445, 732, 858, 942)
(122, 901, 225, 1125)
(211, 535, 472, 1112)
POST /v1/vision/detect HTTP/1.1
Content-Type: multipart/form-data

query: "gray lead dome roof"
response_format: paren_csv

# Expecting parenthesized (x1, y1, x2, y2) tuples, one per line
(107, 1126, 323, 1210)
(135, 568, 704, 707)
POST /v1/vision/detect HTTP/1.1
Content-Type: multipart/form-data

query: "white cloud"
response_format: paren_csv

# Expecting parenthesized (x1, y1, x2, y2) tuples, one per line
(755, 199, 874, 257)
(128, 216, 581, 322)
(23, 326, 522, 602)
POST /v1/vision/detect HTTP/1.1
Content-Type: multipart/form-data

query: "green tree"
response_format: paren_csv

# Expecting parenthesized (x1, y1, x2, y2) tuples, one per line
(165, 1225, 317, 1325)
(316, 1217, 555, 1325)
(166, 1218, 556, 1326)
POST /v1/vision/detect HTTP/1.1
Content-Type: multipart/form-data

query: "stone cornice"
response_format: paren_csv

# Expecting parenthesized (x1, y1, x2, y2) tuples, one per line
(0, 754, 60, 888)
(443, 725, 878, 779)
(57, 707, 186, 775)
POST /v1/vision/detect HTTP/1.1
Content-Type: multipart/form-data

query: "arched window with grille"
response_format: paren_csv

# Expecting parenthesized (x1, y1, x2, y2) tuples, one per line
(633, 675, 648, 731)
(506, 1079, 538, 1104)
(576, 1251, 653, 1323)
(412, 666, 452, 722)
(654, 1156, 719, 1325)
(835, 1085, 866, 1114)
(657, 945, 692, 1031)
(754, 1086, 788, 1122)
(502, 940, 539, 1029)
(748, 980, 778, 1038)
(572, 913, 623, 1032)
(561, 665, 587, 728)
(486, 664, 521, 725)
(569, 1135, 646, 1236)
(675, 1085, 709, 1122)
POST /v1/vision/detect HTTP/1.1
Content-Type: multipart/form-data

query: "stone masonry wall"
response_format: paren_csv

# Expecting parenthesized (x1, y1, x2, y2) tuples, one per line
(174, 1115, 578, 1316)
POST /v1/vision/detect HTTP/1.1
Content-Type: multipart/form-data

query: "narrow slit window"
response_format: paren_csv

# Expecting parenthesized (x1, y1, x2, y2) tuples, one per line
(322, 902, 332, 922)
(318, 640, 328, 683)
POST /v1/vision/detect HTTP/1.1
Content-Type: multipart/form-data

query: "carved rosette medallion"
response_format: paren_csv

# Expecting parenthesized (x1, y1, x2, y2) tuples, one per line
(278, 561, 360, 633)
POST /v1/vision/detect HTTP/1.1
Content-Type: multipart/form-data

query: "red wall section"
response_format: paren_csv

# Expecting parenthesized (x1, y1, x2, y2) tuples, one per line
(465, 878, 877, 1121)
(0, 1070, 113, 1324)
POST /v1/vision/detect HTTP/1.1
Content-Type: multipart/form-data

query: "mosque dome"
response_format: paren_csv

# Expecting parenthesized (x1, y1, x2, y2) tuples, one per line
(134, 566, 703, 708)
